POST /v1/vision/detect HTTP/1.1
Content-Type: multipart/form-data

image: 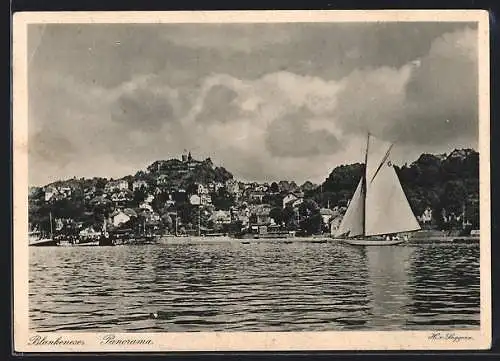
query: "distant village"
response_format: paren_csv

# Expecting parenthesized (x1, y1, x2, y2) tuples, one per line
(28, 149, 480, 240)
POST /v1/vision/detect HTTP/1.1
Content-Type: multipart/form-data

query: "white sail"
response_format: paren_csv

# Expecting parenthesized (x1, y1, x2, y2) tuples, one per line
(335, 178, 364, 237)
(364, 135, 421, 236)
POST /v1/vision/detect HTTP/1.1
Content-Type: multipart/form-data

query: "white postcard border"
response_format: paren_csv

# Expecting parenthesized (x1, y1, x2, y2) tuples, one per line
(13, 10, 491, 352)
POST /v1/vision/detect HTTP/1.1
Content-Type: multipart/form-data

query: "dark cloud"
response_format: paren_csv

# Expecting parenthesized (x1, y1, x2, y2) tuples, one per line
(111, 88, 176, 132)
(28, 22, 472, 87)
(194, 85, 241, 124)
(398, 27, 478, 144)
(266, 109, 342, 157)
(27, 22, 480, 185)
(332, 27, 478, 146)
(29, 131, 76, 167)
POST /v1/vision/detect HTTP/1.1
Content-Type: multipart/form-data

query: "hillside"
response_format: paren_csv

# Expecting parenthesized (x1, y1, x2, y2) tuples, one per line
(28, 148, 480, 233)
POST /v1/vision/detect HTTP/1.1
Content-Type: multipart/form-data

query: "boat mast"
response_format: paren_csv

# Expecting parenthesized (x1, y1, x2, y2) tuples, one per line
(198, 206, 201, 237)
(362, 133, 370, 237)
(175, 211, 178, 236)
(319, 184, 323, 234)
(49, 211, 53, 238)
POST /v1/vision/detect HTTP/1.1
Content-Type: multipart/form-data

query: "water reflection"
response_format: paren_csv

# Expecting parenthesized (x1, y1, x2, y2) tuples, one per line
(29, 241, 480, 332)
(362, 246, 414, 330)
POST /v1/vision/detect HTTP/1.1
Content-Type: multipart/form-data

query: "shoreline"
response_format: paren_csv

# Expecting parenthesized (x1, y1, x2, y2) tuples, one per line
(29, 234, 480, 247)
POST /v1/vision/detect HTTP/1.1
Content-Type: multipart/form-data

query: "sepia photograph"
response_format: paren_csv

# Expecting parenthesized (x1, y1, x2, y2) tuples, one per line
(13, 10, 490, 352)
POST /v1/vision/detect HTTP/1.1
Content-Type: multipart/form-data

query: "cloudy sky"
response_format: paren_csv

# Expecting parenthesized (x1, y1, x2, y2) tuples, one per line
(28, 21, 479, 186)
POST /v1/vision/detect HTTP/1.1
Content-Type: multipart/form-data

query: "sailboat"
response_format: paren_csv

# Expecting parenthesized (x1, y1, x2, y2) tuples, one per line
(333, 133, 421, 246)
(29, 212, 58, 247)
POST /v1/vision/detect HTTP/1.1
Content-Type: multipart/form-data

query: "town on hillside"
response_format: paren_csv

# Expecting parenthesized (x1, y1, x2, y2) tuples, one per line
(28, 149, 480, 241)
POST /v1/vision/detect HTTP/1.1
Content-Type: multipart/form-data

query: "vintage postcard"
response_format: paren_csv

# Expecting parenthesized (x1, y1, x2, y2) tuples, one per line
(13, 10, 491, 352)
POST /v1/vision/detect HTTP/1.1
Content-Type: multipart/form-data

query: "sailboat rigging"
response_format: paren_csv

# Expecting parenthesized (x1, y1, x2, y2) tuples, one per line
(29, 211, 58, 246)
(334, 133, 420, 246)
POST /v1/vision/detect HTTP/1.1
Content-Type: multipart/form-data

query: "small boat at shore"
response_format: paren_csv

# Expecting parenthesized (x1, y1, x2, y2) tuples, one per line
(29, 212, 58, 246)
(234, 224, 295, 240)
(29, 231, 58, 247)
(73, 240, 101, 246)
(333, 133, 421, 246)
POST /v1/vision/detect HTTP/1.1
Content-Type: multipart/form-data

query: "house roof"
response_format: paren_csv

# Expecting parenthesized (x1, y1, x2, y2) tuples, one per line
(107, 179, 127, 185)
(90, 195, 111, 204)
(112, 208, 137, 218)
(285, 198, 304, 208)
(250, 204, 271, 216)
(209, 210, 231, 220)
(320, 208, 334, 215)
(123, 208, 138, 217)
(283, 191, 304, 198)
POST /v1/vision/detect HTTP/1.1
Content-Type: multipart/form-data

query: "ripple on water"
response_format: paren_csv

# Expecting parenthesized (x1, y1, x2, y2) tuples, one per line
(29, 242, 480, 332)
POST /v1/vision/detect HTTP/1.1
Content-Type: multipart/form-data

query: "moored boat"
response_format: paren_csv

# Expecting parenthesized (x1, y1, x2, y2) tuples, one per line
(29, 231, 58, 247)
(29, 212, 57, 246)
(73, 239, 100, 246)
(234, 227, 295, 240)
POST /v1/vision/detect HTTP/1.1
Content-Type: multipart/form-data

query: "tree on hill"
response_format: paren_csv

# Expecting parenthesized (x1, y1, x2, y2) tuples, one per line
(322, 163, 364, 193)
(93, 177, 108, 190)
(133, 188, 147, 204)
(282, 205, 298, 230)
(211, 188, 235, 210)
(269, 207, 284, 225)
(300, 181, 316, 192)
(270, 182, 280, 193)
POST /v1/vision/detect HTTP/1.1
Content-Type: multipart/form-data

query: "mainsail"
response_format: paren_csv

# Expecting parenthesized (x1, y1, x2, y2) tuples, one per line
(335, 134, 420, 238)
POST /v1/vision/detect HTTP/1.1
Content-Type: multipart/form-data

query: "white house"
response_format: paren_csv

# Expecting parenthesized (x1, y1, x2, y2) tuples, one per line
(132, 180, 148, 191)
(111, 190, 132, 204)
(255, 184, 269, 192)
(196, 183, 209, 195)
(208, 182, 225, 193)
(201, 194, 212, 205)
(79, 226, 101, 239)
(44, 186, 58, 202)
(59, 186, 72, 198)
(209, 210, 232, 225)
(105, 179, 129, 193)
(320, 208, 334, 225)
(112, 208, 137, 227)
(156, 175, 169, 186)
(44, 185, 73, 202)
(421, 207, 433, 224)
(282, 192, 304, 208)
(139, 202, 153, 212)
(189, 194, 201, 205)
(113, 212, 130, 227)
(225, 180, 241, 195)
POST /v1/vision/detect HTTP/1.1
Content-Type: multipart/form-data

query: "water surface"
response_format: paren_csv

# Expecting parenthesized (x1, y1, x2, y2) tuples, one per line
(29, 240, 480, 332)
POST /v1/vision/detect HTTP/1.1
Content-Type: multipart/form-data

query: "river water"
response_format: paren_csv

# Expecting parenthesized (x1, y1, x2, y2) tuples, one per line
(29, 240, 480, 332)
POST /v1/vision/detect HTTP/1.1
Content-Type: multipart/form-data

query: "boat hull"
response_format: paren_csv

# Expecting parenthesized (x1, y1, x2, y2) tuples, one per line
(73, 240, 100, 246)
(29, 238, 58, 247)
(336, 238, 405, 246)
(235, 232, 295, 240)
